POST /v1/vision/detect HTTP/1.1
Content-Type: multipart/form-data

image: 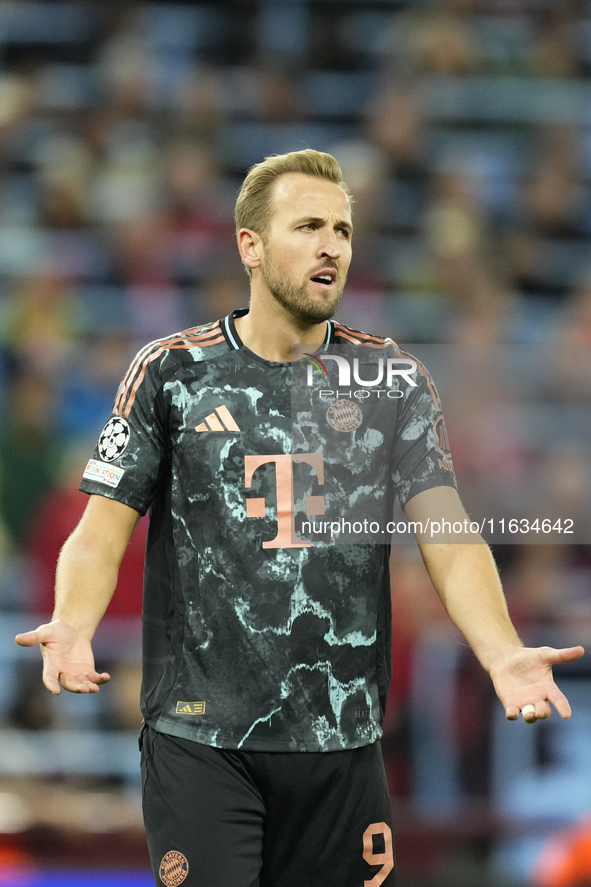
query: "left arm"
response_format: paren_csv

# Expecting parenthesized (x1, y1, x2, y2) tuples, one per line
(405, 487, 585, 722)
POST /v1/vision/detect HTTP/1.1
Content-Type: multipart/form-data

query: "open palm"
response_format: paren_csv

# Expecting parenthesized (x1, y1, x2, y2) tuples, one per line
(15, 620, 110, 695)
(489, 645, 585, 723)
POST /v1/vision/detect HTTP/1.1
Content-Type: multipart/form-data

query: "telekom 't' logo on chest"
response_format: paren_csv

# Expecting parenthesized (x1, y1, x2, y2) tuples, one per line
(244, 454, 325, 549)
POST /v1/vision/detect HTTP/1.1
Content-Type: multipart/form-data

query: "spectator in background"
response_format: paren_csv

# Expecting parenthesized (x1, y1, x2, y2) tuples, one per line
(375, 3, 484, 78)
(172, 64, 230, 141)
(527, 2, 586, 79)
(365, 85, 430, 234)
(423, 167, 515, 341)
(57, 331, 137, 439)
(0, 370, 59, 548)
(160, 139, 236, 290)
(25, 444, 147, 620)
(503, 546, 591, 649)
(1, 263, 84, 375)
(556, 269, 591, 343)
(109, 215, 184, 341)
(503, 125, 587, 304)
(235, 60, 304, 123)
(382, 546, 453, 796)
(327, 139, 390, 330)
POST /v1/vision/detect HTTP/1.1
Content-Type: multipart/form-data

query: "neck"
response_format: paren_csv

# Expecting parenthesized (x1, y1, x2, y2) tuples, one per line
(234, 292, 329, 362)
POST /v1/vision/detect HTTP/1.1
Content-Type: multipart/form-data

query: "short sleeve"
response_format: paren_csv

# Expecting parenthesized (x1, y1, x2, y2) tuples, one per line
(392, 357, 457, 508)
(79, 348, 167, 515)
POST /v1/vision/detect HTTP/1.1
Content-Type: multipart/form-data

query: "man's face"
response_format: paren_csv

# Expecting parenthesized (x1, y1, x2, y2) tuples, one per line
(257, 173, 353, 325)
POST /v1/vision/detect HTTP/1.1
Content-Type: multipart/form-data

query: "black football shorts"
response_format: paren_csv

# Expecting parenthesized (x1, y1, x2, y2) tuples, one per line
(140, 724, 395, 887)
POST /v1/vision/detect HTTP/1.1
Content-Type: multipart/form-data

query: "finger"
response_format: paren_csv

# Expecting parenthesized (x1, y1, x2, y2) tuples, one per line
(59, 672, 98, 694)
(541, 645, 585, 665)
(15, 630, 42, 647)
(59, 671, 110, 694)
(505, 705, 520, 721)
(88, 671, 111, 685)
(549, 688, 572, 720)
(42, 669, 62, 695)
(15, 624, 56, 647)
(527, 702, 551, 723)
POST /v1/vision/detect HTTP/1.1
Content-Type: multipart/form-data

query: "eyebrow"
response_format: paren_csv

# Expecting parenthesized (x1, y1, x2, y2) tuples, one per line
(294, 216, 353, 234)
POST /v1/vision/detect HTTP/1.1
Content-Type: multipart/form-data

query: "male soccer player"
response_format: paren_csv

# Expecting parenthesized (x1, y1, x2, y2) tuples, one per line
(16, 150, 584, 887)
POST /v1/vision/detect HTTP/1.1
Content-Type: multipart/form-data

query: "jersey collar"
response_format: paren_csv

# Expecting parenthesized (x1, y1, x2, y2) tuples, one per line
(223, 309, 334, 353)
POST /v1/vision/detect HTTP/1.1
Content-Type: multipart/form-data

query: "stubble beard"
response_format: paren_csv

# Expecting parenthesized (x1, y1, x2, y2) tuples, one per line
(261, 253, 346, 326)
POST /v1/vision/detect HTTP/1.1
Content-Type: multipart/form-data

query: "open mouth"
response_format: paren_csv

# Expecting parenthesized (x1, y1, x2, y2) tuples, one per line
(310, 271, 336, 288)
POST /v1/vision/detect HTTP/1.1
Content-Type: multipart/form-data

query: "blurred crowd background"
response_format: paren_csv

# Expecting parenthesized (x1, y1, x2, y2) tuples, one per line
(1, 0, 591, 885)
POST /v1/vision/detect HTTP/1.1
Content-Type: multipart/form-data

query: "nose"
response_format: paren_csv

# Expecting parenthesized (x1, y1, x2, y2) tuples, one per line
(318, 229, 341, 259)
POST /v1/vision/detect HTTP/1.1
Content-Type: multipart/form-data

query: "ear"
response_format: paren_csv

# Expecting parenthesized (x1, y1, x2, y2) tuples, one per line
(237, 228, 263, 271)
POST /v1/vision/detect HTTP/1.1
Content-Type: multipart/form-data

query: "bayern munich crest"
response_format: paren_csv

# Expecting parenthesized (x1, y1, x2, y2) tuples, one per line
(159, 850, 189, 886)
(97, 417, 130, 462)
(326, 400, 363, 432)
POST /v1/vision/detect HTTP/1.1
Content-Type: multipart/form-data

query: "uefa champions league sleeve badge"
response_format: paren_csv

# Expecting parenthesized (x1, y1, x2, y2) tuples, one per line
(97, 417, 131, 462)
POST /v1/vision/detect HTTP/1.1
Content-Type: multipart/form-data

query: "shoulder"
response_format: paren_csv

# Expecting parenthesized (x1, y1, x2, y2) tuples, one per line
(142, 320, 227, 365)
(113, 319, 228, 418)
(332, 320, 395, 349)
(132, 320, 228, 374)
(332, 319, 440, 401)
(332, 320, 413, 357)
(332, 320, 414, 360)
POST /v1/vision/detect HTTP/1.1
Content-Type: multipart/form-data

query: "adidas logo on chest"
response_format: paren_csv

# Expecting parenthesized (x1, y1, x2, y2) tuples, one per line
(195, 405, 241, 433)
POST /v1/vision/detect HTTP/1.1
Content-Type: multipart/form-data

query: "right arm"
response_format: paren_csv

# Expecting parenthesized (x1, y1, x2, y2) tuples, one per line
(15, 494, 140, 694)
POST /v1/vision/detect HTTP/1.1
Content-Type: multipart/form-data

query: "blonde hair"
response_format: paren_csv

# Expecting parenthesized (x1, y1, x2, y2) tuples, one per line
(235, 148, 352, 241)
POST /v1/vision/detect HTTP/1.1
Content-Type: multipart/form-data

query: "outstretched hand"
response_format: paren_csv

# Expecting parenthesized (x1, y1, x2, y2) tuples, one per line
(15, 620, 110, 695)
(488, 645, 585, 723)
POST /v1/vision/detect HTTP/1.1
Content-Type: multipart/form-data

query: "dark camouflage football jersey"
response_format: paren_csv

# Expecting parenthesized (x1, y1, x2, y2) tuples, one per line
(79, 309, 456, 752)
